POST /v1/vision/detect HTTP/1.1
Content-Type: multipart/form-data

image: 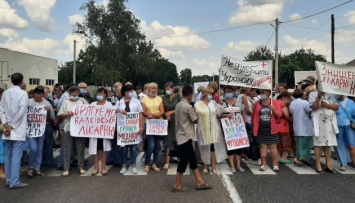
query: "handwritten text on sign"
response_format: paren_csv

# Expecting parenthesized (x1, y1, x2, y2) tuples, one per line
(315, 61, 355, 96)
(219, 55, 272, 89)
(117, 112, 141, 145)
(70, 105, 116, 139)
(146, 119, 168, 136)
(221, 114, 249, 150)
(27, 105, 47, 137)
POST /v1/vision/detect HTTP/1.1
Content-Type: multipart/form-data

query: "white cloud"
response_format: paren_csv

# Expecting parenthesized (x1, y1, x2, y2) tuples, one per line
(344, 10, 355, 25)
(141, 20, 210, 49)
(193, 57, 219, 69)
(0, 28, 18, 39)
(229, 0, 284, 25)
(158, 48, 185, 59)
(226, 40, 256, 52)
(55, 34, 86, 57)
(311, 18, 318, 24)
(18, 0, 56, 31)
(336, 29, 355, 46)
(68, 14, 84, 25)
(0, 0, 29, 29)
(289, 13, 302, 21)
(0, 37, 58, 56)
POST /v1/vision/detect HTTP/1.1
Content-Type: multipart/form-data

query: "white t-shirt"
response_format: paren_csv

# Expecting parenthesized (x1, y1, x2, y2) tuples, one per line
(57, 98, 88, 132)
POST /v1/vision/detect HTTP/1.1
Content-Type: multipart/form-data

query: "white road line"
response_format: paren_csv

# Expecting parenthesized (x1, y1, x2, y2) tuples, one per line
(217, 160, 233, 175)
(124, 152, 147, 176)
(243, 162, 277, 175)
(284, 163, 319, 175)
(319, 157, 355, 174)
(221, 174, 243, 203)
(82, 160, 113, 177)
(167, 164, 190, 175)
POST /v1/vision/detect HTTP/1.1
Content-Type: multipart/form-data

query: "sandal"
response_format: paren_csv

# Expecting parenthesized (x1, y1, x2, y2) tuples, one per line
(196, 183, 213, 190)
(163, 164, 169, 170)
(259, 165, 266, 171)
(152, 164, 160, 172)
(172, 186, 188, 192)
(273, 166, 279, 172)
(79, 169, 86, 175)
(202, 168, 208, 173)
(62, 171, 69, 177)
(101, 170, 108, 176)
(91, 170, 98, 176)
(143, 166, 150, 172)
(27, 169, 33, 178)
(35, 171, 45, 176)
(212, 169, 218, 174)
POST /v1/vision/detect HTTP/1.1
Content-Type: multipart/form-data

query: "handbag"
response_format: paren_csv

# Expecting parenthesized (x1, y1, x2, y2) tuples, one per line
(336, 99, 355, 129)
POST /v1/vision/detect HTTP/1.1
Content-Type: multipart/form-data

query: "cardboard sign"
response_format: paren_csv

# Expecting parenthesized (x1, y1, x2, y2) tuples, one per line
(70, 105, 116, 139)
(224, 106, 241, 113)
(194, 82, 209, 94)
(146, 119, 168, 135)
(117, 112, 141, 145)
(221, 114, 249, 150)
(315, 61, 355, 96)
(220, 55, 273, 89)
(26, 105, 47, 137)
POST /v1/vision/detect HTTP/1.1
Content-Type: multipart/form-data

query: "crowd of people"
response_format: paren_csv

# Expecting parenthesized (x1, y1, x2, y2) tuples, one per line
(0, 73, 355, 191)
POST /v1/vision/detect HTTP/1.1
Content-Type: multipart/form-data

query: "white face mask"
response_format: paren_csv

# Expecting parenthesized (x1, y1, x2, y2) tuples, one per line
(260, 94, 267, 100)
(149, 92, 157, 97)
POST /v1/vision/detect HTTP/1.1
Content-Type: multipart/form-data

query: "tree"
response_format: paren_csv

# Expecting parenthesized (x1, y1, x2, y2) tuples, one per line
(244, 45, 274, 61)
(179, 68, 192, 84)
(191, 75, 219, 84)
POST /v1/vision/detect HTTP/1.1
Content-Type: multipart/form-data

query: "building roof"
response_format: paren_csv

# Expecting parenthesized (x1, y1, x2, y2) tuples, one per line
(0, 47, 57, 61)
(346, 59, 355, 66)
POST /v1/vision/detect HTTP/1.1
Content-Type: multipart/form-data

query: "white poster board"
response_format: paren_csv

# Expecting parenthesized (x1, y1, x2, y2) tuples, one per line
(221, 114, 249, 150)
(26, 105, 47, 137)
(117, 112, 141, 145)
(146, 119, 168, 135)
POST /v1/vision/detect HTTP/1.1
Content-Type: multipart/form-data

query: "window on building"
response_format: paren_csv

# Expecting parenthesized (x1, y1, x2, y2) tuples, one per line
(29, 78, 40, 85)
(46, 79, 55, 86)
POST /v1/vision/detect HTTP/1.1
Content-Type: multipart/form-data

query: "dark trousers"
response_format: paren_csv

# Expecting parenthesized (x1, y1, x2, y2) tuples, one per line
(177, 139, 198, 174)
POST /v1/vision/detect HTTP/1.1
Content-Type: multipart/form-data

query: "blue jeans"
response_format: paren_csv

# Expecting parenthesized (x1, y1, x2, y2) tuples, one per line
(335, 125, 352, 166)
(28, 135, 45, 171)
(5, 140, 24, 187)
(122, 145, 137, 166)
(42, 124, 54, 166)
(57, 130, 65, 168)
(145, 135, 161, 165)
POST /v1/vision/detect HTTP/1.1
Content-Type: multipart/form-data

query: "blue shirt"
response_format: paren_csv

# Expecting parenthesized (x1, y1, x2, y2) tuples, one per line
(335, 98, 355, 126)
(290, 98, 313, 136)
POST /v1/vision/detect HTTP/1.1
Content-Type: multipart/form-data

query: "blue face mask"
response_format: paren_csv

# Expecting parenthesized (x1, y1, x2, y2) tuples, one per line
(47, 93, 52, 99)
(225, 93, 234, 99)
(207, 95, 213, 101)
(96, 95, 104, 101)
(165, 90, 172, 96)
(80, 89, 87, 94)
(129, 92, 135, 98)
(70, 96, 79, 101)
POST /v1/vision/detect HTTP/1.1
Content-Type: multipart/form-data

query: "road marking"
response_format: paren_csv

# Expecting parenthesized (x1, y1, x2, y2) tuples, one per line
(217, 160, 233, 175)
(284, 163, 319, 175)
(83, 160, 113, 177)
(221, 174, 243, 203)
(243, 162, 277, 175)
(167, 164, 190, 175)
(124, 152, 147, 175)
(319, 157, 355, 174)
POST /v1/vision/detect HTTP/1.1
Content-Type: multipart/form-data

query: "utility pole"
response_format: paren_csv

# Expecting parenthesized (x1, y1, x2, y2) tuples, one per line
(73, 40, 76, 84)
(275, 18, 279, 85)
(331, 14, 335, 63)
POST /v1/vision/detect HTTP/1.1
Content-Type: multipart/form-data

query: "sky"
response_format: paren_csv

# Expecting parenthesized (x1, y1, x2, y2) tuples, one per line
(1, 0, 355, 77)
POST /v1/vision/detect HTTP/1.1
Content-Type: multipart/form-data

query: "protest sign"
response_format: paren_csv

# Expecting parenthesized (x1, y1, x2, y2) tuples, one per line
(219, 55, 273, 89)
(315, 61, 355, 96)
(117, 112, 141, 145)
(194, 82, 209, 94)
(146, 119, 168, 135)
(26, 105, 47, 137)
(221, 114, 249, 150)
(294, 71, 317, 85)
(70, 105, 116, 139)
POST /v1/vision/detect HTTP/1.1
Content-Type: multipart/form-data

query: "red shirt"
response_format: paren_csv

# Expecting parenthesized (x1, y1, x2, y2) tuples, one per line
(276, 101, 290, 134)
(251, 99, 281, 136)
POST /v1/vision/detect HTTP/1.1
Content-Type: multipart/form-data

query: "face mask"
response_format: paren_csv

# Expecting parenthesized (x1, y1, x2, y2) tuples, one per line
(225, 93, 234, 99)
(207, 95, 213, 101)
(70, 96, 79, 101)
(149, 92, 157, 97)
(260, 94, 267, 100)
(47, 93, 52, 99)
(165, 90, 172, 96)
(129, 92, 135, 98)
(96, 95, 104, 101)
(80, 89, 87, 94)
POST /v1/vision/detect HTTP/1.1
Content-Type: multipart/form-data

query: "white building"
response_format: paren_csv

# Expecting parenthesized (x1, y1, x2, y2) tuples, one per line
(0, 47, 58, 90)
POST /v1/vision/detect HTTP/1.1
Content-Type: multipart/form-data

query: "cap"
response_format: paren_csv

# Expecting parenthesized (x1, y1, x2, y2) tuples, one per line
(305, 76, 316, 84)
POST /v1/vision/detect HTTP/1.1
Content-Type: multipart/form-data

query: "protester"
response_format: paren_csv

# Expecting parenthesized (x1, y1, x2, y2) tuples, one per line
(110, 82, 123, 105)
(57, 86, 89, 176)
(223, 86, 246, 172)
(27, 86, 55, 177)
(309, 91, 338, 173)
(333, 94, 355, 171)
(289, 89, 313, 166)
(0, 73, 29, 188)
(117, 85, 144, 174)
(162, 82, 182, 170)
(252, 89, 282, 172)
(138, 83, 148, 101)
(276, 91, 293, 164)
(0, 88, 5, 179)
(78, 82, 94, 104)
(274, 83, 287, 99)
(195, 87, 227, 174)
(208, 81, 222, 104)
(141, 82, 165, 172)
(89, 88, 112, 176)
(172, 85, 212, 192)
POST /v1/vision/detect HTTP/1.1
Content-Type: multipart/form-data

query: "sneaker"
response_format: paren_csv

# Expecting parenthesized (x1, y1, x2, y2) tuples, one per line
(132, 167, 138, 174)
(251, 159, 261, 165)
(230, 168, 236, 173)
(339, 166, 346, 171)
(120, 168, 127, 174)
(237, 167, 245, 172)
(9, 183, 29, 189)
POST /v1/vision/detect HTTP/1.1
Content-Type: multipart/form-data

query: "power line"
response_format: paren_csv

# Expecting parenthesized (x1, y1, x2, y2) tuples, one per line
(282, 0, 353, 23)
(264, 29, 275, 47)
(278, 33, 329, 48)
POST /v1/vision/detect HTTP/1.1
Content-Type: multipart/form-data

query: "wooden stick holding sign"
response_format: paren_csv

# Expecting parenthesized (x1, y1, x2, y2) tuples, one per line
(26, 105, 47, 137)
